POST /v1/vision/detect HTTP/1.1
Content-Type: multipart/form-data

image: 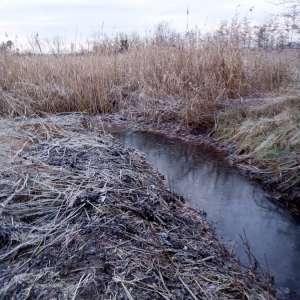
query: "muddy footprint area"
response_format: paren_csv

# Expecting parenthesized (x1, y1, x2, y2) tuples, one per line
(0, 116, 274, 300)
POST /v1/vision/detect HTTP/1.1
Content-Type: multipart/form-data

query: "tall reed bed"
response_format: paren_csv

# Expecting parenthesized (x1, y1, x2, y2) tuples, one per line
(0, 29, 295, 128)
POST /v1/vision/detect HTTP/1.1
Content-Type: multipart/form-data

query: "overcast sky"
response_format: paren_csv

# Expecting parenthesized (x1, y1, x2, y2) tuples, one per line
(0, 0, 282, 46)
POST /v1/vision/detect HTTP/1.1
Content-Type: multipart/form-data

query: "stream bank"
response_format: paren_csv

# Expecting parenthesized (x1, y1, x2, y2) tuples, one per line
(113, 129, 300, 299)
(93, 92, 300, 216)
(0, 115, 274, 299)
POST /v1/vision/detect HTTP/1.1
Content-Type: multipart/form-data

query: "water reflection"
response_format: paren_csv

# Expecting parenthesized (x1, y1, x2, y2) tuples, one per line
(115, 130, 300, 296)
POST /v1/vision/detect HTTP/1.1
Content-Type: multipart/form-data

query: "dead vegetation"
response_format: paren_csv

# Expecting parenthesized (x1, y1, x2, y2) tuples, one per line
(216, 95, 300, 210)
(0, 42, 299, 212)
(0, 117, 274, 299)
(0, 24, 298, 209)
(0, 25, 297, 126)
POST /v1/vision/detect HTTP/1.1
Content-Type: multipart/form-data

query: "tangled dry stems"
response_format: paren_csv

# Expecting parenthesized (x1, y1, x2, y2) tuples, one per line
(0, 118, 273, 299)
(0, 34, 296, 128)
(0, 32, 298, 210)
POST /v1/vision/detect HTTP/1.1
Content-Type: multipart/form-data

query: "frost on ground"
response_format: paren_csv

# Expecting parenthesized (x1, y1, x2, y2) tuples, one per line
(0, 116, 274, 299)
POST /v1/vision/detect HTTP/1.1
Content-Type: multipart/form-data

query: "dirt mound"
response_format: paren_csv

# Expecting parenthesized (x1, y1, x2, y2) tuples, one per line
(0, 119, 273, 299)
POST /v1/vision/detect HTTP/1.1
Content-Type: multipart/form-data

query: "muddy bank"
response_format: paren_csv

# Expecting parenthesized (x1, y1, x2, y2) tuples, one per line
(91, 96, 300, 216)
(113, 129, 300, 299)
(0, 116, 274, 299)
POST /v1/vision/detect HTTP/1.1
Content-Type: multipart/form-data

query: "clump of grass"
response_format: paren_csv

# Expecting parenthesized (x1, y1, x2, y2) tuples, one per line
(216, 96, 300, 207)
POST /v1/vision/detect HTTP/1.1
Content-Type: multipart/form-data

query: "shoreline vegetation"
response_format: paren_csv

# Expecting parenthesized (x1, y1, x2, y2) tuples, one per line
(0, 17, 299, 299)
(0, 21, 299, 212)
(0, 116, 274, 299)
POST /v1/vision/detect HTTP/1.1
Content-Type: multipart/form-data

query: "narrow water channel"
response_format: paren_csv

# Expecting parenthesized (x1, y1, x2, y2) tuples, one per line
(114, 129, 300, 298)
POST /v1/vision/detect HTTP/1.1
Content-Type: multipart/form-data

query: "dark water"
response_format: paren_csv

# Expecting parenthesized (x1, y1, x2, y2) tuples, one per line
(114, 130, 300, 298)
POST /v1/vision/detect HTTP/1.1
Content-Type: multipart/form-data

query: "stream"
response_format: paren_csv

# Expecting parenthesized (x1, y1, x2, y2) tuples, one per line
(114, 129, 300, 299)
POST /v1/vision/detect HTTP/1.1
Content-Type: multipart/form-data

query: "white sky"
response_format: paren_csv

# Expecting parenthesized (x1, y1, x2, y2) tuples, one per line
(0, 0, 282, 46)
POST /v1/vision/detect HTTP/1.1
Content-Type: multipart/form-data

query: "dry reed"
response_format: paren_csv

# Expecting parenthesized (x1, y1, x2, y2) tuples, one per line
(0, 30, 295, 128)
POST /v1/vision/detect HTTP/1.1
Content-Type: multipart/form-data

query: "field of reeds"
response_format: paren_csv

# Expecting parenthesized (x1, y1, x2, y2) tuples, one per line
(0, 23, 299, 210)
(0, 27, 298, 121)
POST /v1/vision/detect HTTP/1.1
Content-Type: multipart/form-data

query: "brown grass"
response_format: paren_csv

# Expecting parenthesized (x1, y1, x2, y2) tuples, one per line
(0, 28, 298, 206)
(0, 31, 296, 128)
(216, 95, 300, 209)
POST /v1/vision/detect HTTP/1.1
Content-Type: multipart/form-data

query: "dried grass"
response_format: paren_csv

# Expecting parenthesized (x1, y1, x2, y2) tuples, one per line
(216, 95, 300, 208)
(0, 117, 274, 299)
(0, 32, 295, 129)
